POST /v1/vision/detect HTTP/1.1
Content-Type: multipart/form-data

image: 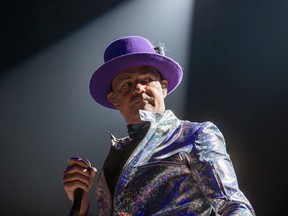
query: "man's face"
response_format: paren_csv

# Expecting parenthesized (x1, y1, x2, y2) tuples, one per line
(107, 66, 168, 124)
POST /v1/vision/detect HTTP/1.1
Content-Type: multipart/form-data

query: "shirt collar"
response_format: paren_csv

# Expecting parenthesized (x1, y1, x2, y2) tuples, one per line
(139, 109, 169, 123)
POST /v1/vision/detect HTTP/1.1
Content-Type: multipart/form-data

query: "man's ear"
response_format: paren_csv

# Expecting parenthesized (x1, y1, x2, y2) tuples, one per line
(107, 92, 119, 107)
(161, 80, 168, 97)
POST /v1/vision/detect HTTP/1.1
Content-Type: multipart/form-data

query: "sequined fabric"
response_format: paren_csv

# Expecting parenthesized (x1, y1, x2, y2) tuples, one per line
(95, 110, 255, 216)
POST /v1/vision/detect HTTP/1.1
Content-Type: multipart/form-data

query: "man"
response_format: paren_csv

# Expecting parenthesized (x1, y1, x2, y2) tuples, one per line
(63, 36, 255, 215)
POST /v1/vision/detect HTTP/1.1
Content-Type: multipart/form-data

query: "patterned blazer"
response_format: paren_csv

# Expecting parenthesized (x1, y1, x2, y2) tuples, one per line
(94, 110, 255, 216)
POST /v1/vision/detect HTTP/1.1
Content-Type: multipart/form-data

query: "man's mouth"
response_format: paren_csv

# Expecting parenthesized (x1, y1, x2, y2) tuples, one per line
(133, 96, 154, 106)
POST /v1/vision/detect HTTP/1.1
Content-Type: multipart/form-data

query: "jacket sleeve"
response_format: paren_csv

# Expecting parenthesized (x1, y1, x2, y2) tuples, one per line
(189, 121, 255, 215)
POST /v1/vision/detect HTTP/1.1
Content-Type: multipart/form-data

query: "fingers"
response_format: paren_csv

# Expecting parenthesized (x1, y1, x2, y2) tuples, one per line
(63, 170, 91, 190)
(63, 157, 97, 201)
(67, 156, 91, 168)
(65, 165, 91, 179)
(90, 167, 97, 179)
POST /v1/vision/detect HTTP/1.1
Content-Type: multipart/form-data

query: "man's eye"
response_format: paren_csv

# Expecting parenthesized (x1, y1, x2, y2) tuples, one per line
(143, 78, 154, 83)
(121, 82, 131, 89)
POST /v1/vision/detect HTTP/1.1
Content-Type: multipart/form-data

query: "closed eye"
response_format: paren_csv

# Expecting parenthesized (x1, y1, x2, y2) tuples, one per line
(140, 76, 157, 84)
(120, 81, 132, 90)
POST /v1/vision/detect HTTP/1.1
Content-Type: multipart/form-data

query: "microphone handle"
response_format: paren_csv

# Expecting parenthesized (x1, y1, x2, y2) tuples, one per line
(70, 188, 84, 216)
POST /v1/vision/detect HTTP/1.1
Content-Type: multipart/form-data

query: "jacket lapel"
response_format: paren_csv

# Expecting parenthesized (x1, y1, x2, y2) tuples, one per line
(113, 110, 182, 211)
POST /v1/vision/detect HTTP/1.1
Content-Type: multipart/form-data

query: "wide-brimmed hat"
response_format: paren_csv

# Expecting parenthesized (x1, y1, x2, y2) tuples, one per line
(89, 35, 183, 109)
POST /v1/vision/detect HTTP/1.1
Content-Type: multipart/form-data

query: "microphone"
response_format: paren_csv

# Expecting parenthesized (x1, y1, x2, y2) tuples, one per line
(70, 188, 84, 216)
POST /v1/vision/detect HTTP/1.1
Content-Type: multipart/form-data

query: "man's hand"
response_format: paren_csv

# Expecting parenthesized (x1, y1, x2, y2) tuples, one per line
(63, 157, 97, 215)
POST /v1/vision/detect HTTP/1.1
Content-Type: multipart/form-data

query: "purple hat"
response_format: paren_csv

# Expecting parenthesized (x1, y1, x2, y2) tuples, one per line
(89, 36, 183, 109)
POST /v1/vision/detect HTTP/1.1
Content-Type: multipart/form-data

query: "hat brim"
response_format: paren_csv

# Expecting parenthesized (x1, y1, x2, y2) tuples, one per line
(89, 53, 183, 109)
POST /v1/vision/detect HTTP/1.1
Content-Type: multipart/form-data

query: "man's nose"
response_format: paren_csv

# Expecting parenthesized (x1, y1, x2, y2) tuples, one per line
(133, 83, 146, 95)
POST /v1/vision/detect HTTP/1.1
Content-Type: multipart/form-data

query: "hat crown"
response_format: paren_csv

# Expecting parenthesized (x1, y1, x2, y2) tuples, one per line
(104, 36, 155, 62)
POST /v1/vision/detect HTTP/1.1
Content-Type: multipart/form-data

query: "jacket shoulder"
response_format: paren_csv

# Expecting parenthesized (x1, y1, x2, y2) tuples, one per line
(181, 120, 217, 135)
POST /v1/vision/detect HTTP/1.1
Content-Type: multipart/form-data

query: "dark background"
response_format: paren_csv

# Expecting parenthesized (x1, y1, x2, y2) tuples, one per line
(1, 0, 287, 215)
(186, 1, 288, 215)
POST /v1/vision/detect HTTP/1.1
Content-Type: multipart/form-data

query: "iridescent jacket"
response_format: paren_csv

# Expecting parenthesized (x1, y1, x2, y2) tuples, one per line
(94, 110, 255, 216)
